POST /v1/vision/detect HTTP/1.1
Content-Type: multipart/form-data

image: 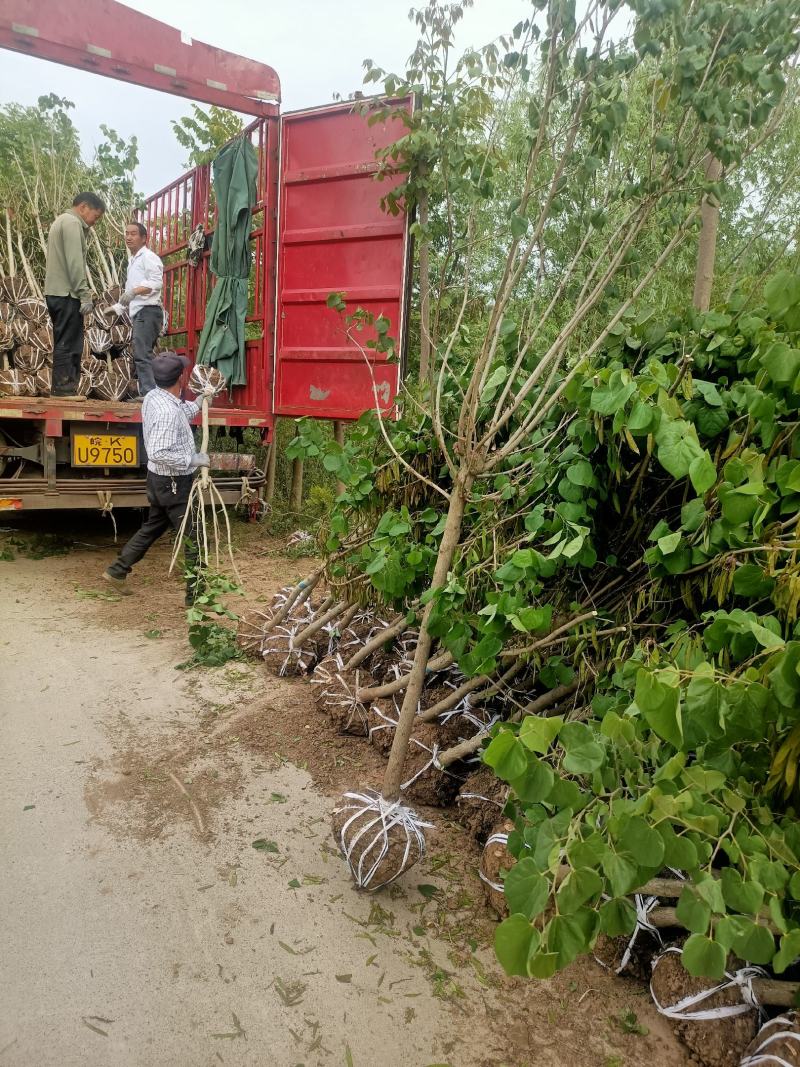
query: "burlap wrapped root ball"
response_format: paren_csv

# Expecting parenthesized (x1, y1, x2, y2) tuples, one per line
(650, 947, 760, 1067)
(0, 368, 35, 396)
(479, 819, 517, 918)
(455, 765, 509, 843)
(34, 365, 51, 395)
(92, 357, 135, 401)
(11, 315, 33, 346)
(332, 788, 431, 891)
(13, 344, 47, 375)
(15, 296, 47, 325)
(740, 1011, 800, 1066)
(311, 654, 373, 735)
(0, 320, 14, 353)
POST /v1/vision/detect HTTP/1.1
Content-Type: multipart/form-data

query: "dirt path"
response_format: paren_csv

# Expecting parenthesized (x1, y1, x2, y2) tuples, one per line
(0, 519, 692, 1067)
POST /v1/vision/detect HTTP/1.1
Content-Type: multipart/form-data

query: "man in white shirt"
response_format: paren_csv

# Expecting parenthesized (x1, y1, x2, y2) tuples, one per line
(102, 352, 213, 602)
(119, 222, 164, 397)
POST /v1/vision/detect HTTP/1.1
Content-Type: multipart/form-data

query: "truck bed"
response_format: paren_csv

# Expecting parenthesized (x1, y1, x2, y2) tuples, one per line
(0, 396, 265, 510)
(0, 395, 269, 428)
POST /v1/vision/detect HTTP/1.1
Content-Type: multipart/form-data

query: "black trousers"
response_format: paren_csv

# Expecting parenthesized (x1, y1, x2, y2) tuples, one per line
(108, 471, 198, 592)
(131, 306, 163, 395)
(45, 295, 84, 395)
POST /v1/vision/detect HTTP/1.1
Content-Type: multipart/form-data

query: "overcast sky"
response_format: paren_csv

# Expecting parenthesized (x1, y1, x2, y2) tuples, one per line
(0, 0, 529, 195)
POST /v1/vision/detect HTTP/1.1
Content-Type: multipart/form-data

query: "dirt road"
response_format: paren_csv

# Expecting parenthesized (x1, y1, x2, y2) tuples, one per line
(0, 519, 690, 1067)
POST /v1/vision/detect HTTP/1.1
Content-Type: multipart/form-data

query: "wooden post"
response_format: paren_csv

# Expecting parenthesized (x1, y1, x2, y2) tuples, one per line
(332, 419, 345, 495)
(692, 154, 722, 312)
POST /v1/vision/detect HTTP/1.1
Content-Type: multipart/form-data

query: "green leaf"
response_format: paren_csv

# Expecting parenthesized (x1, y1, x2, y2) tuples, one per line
(510, 213, 528, 239)
(566, 460, 594, 487)
(715, 917, 774, 965)
(720, 869, 764, 915)
(676, 887, 712, 934)
(559, 722, 605, 774)
(761, 341, 800, 386)
(657, 825, 698, 871)
(634, 670, 682, 747)
(681, 935, 726, 980)
(483, 732, 528, 783)
(546, 908, 599, 969)
(519, 715, 563, 754)
(510, 758, 554, 804)
(494, 914, 541, 976)
(695, 875, 726, 915)
(527, 952, 559, 979)
(504, 857, 550, 919)
(252, 838, 279, 853)
(602, 852, 639, 896)
(657, 531, 682, 555)
(772, 930, 800, 974)
(733, 565, 775, 598)
(556, 868, 603, 915)
(689, 453, 717, 494)
(599, 897, 638, 938)
(618, 817, 665, 868)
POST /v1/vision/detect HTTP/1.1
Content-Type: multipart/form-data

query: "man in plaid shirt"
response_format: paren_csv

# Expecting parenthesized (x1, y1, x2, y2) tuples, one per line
(103, 352, 214, 602)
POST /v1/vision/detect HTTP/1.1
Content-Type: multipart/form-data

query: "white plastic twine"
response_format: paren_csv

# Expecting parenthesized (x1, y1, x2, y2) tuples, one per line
(615, 894, 663, 974)
(479, 832, 510, 893)
(334, 789, 432, 891)
(313, 660, 369, 731)
(650, 947, 766, 1022)
(401, 737, 444, 791)
(368, 700, 399, 745)
(261, 623, 315, 676)
(740, 1015, 800, 1067)
(459, 791, 505, 808)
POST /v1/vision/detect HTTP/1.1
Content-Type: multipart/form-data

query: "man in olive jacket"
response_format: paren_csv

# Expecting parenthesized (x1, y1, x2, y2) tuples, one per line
(44, 192, 106, 399)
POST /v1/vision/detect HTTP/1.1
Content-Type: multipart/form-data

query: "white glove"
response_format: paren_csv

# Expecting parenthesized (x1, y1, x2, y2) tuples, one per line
(79, 300, 93, 316)
(119, 290, 134, 307)
(191, 452, 210, 469)
(111, 302, 125, 317)
(202, 383, 217, 399)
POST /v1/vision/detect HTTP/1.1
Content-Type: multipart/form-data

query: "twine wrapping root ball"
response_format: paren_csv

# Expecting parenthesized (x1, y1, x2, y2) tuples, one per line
(188, 364, 226, 398)
(332, 788, 432, 891)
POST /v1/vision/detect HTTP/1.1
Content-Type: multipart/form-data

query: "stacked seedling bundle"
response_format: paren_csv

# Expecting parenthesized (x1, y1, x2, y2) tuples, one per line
(84, 291, 135, 400)
(0, 269, 49, 397)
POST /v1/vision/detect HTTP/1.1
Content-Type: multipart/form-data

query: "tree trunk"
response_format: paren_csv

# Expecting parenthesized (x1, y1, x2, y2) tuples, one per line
(265, 432, 277, 506)
(692, 154, 722, 312)
(382, 469, 473, 800)
(289, 454, 303, 513)
(332, 420, 345, 495)
(418, 184, 431, 384)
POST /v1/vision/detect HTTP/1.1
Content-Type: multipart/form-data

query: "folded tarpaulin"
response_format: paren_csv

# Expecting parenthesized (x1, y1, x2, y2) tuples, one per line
(196, 136, 258, 387)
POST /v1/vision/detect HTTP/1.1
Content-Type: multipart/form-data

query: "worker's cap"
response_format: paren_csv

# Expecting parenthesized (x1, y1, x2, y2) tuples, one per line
(152, 352, 190, 387)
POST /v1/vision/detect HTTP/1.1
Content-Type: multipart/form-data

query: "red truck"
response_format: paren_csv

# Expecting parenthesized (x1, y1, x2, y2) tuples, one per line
(0, 0, 410, 510)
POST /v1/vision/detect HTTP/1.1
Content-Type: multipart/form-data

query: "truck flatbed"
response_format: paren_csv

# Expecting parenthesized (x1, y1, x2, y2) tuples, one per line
(0, 395, 269, 429)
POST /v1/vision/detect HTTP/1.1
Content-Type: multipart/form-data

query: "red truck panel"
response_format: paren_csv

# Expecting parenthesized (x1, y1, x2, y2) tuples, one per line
(0, 0, 279, 113)
(274, 101, 411, 420)
(141, 116, 279, 431)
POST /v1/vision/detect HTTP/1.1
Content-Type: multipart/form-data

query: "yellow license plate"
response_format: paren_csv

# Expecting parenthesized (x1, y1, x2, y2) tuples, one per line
(72, 433, 139, 468)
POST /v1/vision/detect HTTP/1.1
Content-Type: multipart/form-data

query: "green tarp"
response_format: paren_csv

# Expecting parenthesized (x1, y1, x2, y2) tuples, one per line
(196, 136, 258, 386)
